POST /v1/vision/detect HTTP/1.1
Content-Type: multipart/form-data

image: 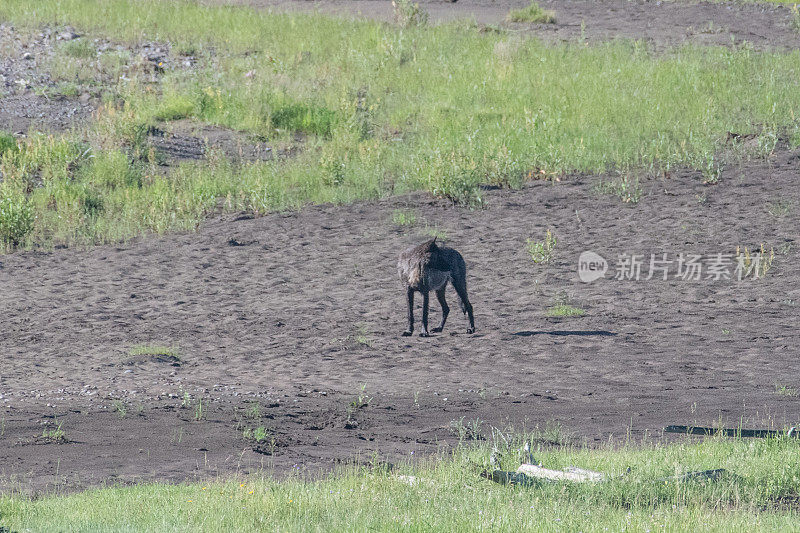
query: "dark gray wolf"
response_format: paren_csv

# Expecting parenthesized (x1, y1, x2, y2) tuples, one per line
(397, 238, 475, 337)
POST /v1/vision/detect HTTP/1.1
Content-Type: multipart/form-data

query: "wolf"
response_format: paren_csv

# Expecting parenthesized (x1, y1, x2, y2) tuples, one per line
(397, 238, 475, 337)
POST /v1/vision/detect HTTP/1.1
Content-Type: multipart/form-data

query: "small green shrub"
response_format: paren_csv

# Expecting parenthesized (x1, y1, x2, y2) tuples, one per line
(243, 426, 270, 443)
(525, 229, 557, 264)
(0, 191, 33, 248)
(507, 2, 556, 23)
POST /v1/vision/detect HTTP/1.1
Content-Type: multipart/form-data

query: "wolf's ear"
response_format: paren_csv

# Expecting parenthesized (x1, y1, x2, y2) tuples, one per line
(432, 236, 437, 246)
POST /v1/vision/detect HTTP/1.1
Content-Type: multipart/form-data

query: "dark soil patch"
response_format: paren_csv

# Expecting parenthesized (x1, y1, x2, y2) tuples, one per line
(2, 146, 800, 492)
(149, 119, 281, 165)
(217, 0, 800, 51)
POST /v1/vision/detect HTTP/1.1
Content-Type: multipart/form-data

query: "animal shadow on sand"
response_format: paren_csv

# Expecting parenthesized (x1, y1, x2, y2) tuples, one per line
(512, 330, 617, 337)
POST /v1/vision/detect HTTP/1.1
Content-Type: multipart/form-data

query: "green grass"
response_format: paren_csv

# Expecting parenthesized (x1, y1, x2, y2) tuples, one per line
(129, 344, 179, 358)
(3, 1, 800, 249)
(525, 229, 557, 264)
(3, 435, 800, 531)
(775, 384, 799, 397)
(595, 173, 643, 203)
(0, 131, 17, 155)
(40, 422, 66, 443)
(546, 303, 586, 317)
(507, 1, 556, 23)
(60, 38, 96, 59)
(391, 208, 417, 226)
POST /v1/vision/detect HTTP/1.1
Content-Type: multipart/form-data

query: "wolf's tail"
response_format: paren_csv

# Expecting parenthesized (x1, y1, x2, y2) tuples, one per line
(408, 262, 423, 286)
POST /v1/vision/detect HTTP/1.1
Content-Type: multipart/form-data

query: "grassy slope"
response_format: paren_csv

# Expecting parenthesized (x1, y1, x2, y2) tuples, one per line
(0, 0, 799, 249)
(2, 436, 800, 531)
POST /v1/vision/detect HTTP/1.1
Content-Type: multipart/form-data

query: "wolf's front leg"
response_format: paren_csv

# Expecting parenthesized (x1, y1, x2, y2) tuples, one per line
(419, 291, 430, 337)
(402, 286, 414, 336)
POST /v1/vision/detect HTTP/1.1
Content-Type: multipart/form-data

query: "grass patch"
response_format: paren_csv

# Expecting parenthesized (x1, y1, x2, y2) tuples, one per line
(129, 344, 179, 358)
(242, 426, 271, 443)
(4, 434, 800, 530)
(546, 293, 585, 317)
(546, 303, 586, 318)
(525, 229, 557, 264)
(392, 0, 429, 28)
(270, 101, 338, 137)
(3, 1, 800, 249)
(595, 174, 643, 203)
(40, 423, 66, 443)
(0, 131, 17, 155)
(391, 208, 417, 227)
(60, 38, 95, 58)
(775, 384, 798, 397)
(153, 94, 196, 122)
(767, 199, 792, 217)
(735, 244, 775, 279)
(507, 1, 556, 23)
(792, 4, 800, 32)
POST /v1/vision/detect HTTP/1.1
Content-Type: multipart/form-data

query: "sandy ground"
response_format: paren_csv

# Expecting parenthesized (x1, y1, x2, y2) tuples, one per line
(2, 143, 800, 492)
(2, 0, 800, 493)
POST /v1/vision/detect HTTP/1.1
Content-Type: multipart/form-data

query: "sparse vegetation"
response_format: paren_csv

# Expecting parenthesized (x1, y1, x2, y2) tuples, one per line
(736, 243, 775, 279)
(791, 4, 800, 32)
(40, 422, 66, 443)
(546, 303, 586, 318)
(0, 131, 16, 155)
(525, 229, 557, 264)
(6, 432, 800, 530)
(112, 400, 127, 418)
(0, 1, 800, 249)
(422, 224, 449, 242)
(129, 344, 179, 358)
(392, 0, 428, 27)
(350, 383, 372, 410)
(595, 174, 643, 203)
(60, 38, 95, 59)
(546, 294, 585, 318)
(767, 199, 791, 217)
(354, 324, 371, 347)
(391, 208, 417, 227)
(245, 403, 261, 419)
(774, 384, 798, 397)
(448, 416, 483, 442)
(242, 425, 271, 443)
(507, 1, 556, 23)
(0, 190, 33, 249)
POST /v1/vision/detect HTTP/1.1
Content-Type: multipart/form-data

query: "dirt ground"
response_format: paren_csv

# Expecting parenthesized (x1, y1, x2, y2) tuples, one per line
(2, 143, 800, 492)
(2, 0, 800, 494)
(220, 0, 800, 51)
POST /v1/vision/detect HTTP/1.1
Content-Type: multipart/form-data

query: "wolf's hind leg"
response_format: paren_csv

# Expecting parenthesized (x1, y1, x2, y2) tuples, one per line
(402, 286, 414, 336)
(453, 277, 475, 334)
(432, 287, 449, 333)
(419, 291, 430, 337)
